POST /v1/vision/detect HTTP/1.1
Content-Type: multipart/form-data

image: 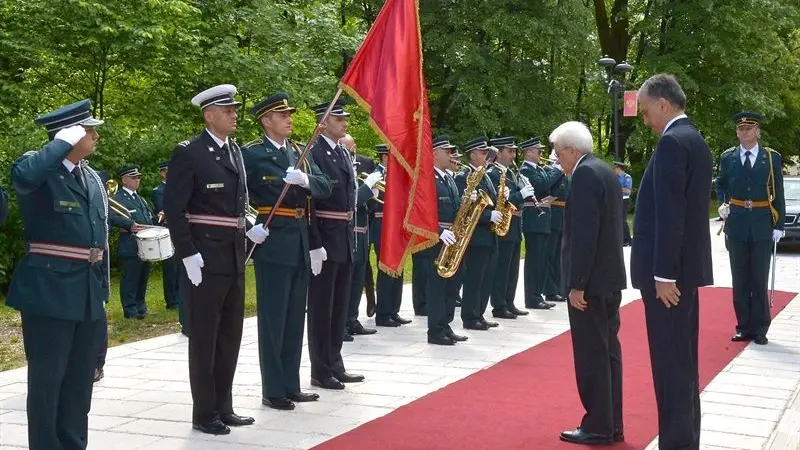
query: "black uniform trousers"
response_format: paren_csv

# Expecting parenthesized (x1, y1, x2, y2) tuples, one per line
(460, 244, 497, 325)
(375, 248, 404, 320)
(418, 245, 456, 338)
(95, 311, 107, 370)
(491, 240, 521, 313)
(363, 256, 376, 303)
(120, 257, 150, 317)
(448, 262, 465, 310)
(411, 252, 427, 314)
(523, 232, 549, 306)
(162, 255, 181, 308)
(308, 261, 353, 380)
(21, 311, 101, 450)
(642, 284, 700, 450)
(728, 238, 772, 337)
(621, 198, 632, 245)
(183, 272, 244, 424)
(543, 231, 563, 297)
(254, 262, 307, 399)
(177, 264, 188, 336)
(567, 291, 623, 436)
(346, 255, 368, 332)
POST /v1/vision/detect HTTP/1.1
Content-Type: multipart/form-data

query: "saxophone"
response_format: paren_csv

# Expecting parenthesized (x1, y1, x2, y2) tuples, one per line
(490, 166, 517, 236)
(434, 165, 494, 278)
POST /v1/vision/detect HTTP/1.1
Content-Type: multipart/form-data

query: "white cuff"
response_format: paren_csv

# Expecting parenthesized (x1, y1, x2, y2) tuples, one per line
(654, 276, 676, 283)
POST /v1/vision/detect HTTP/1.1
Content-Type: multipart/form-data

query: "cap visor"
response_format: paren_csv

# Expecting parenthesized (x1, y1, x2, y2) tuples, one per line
(79, 117, 104, 127)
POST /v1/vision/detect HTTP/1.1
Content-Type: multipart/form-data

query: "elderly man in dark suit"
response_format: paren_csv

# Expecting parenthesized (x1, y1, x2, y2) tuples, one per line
(551, 121, 627, 446)
(632, 74, 713, 450)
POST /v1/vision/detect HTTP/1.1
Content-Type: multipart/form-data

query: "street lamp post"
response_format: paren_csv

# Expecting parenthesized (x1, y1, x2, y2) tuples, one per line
(597, 56, 632, 161)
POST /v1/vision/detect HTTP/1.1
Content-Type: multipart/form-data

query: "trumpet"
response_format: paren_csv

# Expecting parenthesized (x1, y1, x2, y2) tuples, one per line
(105, 179, 132, 219)
(358, 172, 385, 204)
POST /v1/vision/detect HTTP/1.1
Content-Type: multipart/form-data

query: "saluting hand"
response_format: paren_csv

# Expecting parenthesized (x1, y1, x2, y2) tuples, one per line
(655, 281, 681, 308)
(569, 289, 587, 311)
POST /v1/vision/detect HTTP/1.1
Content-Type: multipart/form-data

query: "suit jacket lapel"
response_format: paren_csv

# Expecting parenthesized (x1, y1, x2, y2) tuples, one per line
(62, 166, 88, 200)
(203, 132, 238, 175)
(753, 145, 767, 172)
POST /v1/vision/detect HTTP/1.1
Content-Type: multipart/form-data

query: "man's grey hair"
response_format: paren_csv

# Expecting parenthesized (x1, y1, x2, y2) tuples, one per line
(549, 121, 594, 154)
(638, 74, 687, 110)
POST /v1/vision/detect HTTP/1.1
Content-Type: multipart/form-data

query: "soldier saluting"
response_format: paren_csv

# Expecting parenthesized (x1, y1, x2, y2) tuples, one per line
(717, 112, 785, 345)
(8, 99, 107, 450)
(164, 84, 266, 434)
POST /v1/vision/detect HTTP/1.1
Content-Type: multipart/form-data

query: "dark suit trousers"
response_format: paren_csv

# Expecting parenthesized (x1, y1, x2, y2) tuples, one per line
(120, 257, 150, 317)
(461, 244, 497, 325)
(523, 232, 548, 305)
(412, 252, 427, 314)
(346, 257, 367, 330)
(567, 291, 623, 436)
(162, 255, 181, 308)
(183, 272, 244, 424)
(728, 238, 772, 336)
(308, 261, 352, 380)
(375, 249, 404, 320)
(491, 240, 521, 313)
(543, 231, 563, 297)
(21, 312, 100, 450)
(642, 284, 700, 450)
(254, 262, 307, 399)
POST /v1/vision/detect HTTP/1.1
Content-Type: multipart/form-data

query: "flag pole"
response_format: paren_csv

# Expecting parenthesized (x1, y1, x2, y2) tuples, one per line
(245, 88, 343, 264)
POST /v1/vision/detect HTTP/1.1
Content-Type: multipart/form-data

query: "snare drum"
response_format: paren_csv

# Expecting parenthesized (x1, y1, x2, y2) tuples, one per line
(135, 226, 174, 262)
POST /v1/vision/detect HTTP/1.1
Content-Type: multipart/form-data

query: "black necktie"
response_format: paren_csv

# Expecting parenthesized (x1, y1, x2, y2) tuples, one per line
(744, 151, 752, 171)
(72, 166, 85, 190)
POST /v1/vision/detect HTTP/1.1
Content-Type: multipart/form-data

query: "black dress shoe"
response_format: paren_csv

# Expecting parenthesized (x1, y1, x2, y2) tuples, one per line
(342, 334, 354, 342)
(428, 335, 456, 345)
(559, 428, 612, 445)
(193, 419, 231, 435)
(731, 331, 750, 342)
(287, 392, 319, 402)
(754, 335, 768, 345)
(492, 309, 517, 319)
(391, 314, 412, 324)
(508, 306, 529, 316)
(447, 331, 469, 342)
(262, 397, 295, 411)
(311, 377, 345, 390)
(481, 318, 499, 327)
(93, 368, 104, 383)
(613, 429, 624, 442)
(375, 317, 400, 327)
(527, 300, 555, 310)
(546, 294, 566, 302)
(220, 413, 255, 426)
(334, 371, 365, 383)
(349, 325, 377, 335)
(464, 321, 490, 330)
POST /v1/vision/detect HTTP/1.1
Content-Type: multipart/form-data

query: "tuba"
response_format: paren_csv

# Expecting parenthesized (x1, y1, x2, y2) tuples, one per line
(106, 179, 132, 218)
(490, 166, 517, 236)
(434, 165, 493, 278)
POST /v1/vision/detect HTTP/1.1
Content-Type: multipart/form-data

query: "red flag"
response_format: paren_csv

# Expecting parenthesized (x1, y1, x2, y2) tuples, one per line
(339, 0, 439, 276)
(623, 91, 638, 117)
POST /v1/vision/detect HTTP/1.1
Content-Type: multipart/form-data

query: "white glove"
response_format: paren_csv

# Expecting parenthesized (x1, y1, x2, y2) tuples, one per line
(54, 125, 86, 146)
(283, 167, 309, 188)
(718, 203, 730, 220)
(503, 187, 510, 200)
(310, 247, 327, 276)
(371, 188, 379, 198)
(364, 171, 383, 189)
(440, 229, 456, 246)
(490, 210, 503, 224)
(773, 229, 784, 242)
(246, 224, 269, 244)
(470, 190, 478, 202)
(520, 185, 535, 199)
(182, 253, 204, 286)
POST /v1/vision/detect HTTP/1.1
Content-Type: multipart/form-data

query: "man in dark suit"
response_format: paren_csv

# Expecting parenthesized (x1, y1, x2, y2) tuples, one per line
(164, 84, 262, 435)
(8, 99, 107, 450)
(631, 74, 713, 450)
(551, 121, 626, 446)
(108, 164, 155, 319)
(307, 99, 367, 390)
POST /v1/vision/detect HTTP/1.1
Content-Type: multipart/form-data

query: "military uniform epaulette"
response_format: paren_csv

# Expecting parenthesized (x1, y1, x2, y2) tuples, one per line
(242, 138, 263, 149)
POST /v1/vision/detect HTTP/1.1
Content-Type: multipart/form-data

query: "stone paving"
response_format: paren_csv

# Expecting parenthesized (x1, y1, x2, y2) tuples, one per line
(0, 222, 798, 450)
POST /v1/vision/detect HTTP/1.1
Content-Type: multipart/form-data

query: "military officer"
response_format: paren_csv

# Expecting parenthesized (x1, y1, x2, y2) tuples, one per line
(151, 160, 182, 314)
(164, 84, 262, 434)
(543, 151, 569, 302)
(447, 149, 465, 309)
(108, 164, 155, 318)
(372, 144, 412, 327)
(241, 92, 332, 410)
(339, 135, 380, 339)
(8, 99, 107, 450)
(419, 136, 470, 344)
(519, 137, 559, 309)
(717, 112, 785, 345)
(455, 136, 501, 330)
(487, 136, 535, 318)
(307, 99, 369, 390)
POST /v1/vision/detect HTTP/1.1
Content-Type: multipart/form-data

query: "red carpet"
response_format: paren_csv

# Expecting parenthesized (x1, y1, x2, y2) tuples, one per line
(314, 287, 796, 450)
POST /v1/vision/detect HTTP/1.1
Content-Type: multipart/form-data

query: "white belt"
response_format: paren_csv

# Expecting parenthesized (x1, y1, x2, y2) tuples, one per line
(354, 226, 367, 234)
(438, 222, 453, 228)
(186, 214, 245, 228)
(374, 212, 384, 218)
(29, 243, 104, 262)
